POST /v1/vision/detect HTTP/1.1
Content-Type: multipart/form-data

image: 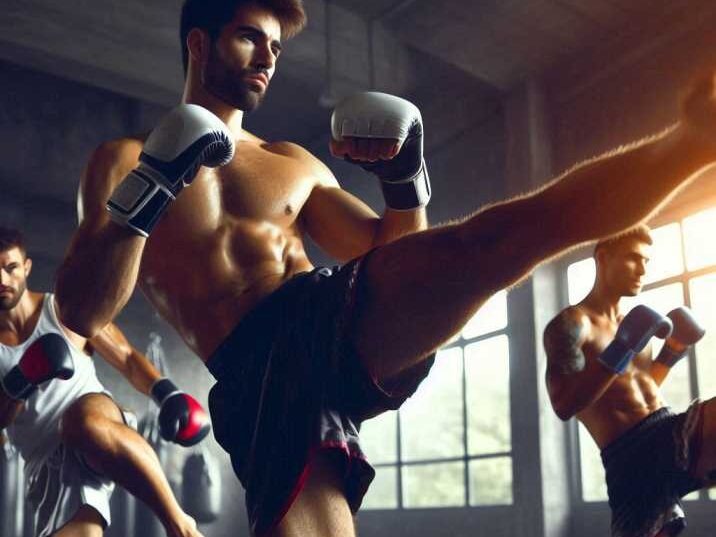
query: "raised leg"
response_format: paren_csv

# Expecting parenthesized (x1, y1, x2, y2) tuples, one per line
(351, 120, 716, 381)
(51, 505, 104, 537)
(59, 393, 202, 537)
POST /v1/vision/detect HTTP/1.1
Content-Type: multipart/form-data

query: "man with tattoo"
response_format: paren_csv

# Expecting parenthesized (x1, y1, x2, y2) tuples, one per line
(544, 225, 712, 537)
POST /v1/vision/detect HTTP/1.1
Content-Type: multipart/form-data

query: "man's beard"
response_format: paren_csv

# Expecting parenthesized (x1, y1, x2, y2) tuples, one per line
(203, 46, 267, 112)
(0, 281, 25, 311)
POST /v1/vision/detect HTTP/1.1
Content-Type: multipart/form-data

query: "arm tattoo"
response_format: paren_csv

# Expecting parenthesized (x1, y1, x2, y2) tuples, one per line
(544, 312, 587, 376)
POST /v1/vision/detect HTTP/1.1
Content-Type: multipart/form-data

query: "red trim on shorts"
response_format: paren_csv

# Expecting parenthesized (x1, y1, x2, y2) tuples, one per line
(262, 441, 368, 536)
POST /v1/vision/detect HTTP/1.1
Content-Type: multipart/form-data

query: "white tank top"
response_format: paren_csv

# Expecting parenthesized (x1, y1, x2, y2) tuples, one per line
(0, 294, 105, 475)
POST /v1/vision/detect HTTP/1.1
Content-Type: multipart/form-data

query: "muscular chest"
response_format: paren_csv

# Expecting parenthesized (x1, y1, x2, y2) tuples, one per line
(168, 144, 316, 229)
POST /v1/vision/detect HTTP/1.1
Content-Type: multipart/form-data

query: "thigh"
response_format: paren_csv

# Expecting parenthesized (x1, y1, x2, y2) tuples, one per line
(60, 393, 126, 444)
(687, 397, 716, 482)
(269, 451, 356, 537)
(64, 392, 125, 424)
(51, 504, 104, 537)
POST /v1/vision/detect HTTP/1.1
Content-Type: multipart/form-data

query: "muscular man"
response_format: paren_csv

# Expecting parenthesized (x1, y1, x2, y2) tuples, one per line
(54, 0, 716, 535)
(544, 226, 712, 537)
(0, 227, 209, 537)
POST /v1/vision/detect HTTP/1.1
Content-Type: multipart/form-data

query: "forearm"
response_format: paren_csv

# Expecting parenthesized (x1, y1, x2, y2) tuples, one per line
(373, 207, 428, 246)
(56, 223, 145, 337)
(125, 350, 162, 396)
(534, 124, 716, 256)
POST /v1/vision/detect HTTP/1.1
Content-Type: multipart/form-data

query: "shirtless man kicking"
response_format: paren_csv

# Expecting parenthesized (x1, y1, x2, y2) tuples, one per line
(544, 226, 711, 537)
(53, 0, 716, 535)
(0, 227, 209, 536)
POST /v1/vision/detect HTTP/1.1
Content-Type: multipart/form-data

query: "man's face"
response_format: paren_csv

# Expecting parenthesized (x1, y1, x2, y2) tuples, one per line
(202, 4, 282, 112)
(601, 238, 651, 297)
(0, 247, 30, 311)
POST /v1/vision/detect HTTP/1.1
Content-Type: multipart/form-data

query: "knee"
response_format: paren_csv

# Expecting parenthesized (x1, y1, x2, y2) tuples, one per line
(60, 398, 106, 451)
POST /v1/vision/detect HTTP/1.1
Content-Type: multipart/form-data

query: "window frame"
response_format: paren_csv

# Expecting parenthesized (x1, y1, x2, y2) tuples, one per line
(366, 307, 514, 510)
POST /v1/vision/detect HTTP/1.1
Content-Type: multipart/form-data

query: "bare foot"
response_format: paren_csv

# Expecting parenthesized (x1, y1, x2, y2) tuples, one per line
(164, 513, 204, 537)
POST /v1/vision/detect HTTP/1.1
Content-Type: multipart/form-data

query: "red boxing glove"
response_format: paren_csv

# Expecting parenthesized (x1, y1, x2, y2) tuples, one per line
(151, 378, 211, 447)
(1, 333, 74, 400)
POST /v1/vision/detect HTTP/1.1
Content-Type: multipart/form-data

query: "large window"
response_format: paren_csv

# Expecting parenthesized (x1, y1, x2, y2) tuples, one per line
(567, 206, 716, 502)
(360, 291, 513, 509)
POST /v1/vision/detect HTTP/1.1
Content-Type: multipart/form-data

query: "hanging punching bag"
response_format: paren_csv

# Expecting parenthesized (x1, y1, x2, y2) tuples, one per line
(182, 445, 221, 523)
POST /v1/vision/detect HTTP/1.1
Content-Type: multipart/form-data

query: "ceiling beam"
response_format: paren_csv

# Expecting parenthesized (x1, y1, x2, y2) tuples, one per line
(0, 0, 419, 107)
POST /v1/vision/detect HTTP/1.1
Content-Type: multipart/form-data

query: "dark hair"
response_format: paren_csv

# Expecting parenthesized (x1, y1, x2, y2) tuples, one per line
(0, 226, 26, 257)
(180, 0, 307, 75)
(594, 224, 653, 258)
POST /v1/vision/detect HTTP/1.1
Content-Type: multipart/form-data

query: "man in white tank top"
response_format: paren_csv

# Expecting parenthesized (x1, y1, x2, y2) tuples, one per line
(0, 227, 208, 537)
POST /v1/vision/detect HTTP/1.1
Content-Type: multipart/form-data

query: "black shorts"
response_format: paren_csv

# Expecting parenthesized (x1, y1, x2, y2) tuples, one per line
(206, 257, 435, 535)
(601, 403, 707, 537)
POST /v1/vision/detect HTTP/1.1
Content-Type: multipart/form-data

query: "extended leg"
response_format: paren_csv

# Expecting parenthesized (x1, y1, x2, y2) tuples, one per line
(351, 121, 716, 381)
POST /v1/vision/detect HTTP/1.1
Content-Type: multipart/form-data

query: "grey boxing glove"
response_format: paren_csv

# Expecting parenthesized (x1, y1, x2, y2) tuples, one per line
(107, 104, 234, 237)
(331, 92, 430, 211)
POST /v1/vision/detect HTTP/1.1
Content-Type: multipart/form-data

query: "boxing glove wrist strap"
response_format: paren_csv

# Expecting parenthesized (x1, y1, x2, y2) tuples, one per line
(151, 378, 180, 406)
(381, 160, 431, 211)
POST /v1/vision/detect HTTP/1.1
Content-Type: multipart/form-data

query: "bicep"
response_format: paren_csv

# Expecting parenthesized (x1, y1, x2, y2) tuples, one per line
(63, 142, 140, 261)
(302, 184, 381, 262)
(544, 312, 589, 381)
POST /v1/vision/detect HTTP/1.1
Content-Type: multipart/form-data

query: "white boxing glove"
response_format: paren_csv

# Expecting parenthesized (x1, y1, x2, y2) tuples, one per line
(331, 92, 431, 210)
(107, 104, 234, 236)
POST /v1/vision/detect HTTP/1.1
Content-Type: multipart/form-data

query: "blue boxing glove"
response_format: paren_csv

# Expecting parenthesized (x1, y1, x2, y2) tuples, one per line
(598, 305, 673, 374)
(654, 306, 705, 368)
(331, 92, 431, 211)
(107, 104, 234, 237)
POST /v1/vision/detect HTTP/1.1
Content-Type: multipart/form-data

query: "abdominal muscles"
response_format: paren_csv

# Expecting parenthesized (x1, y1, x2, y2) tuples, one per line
(139, 217, 314, 360)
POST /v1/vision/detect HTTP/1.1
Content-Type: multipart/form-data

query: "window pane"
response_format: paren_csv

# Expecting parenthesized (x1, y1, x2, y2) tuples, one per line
(469, 457, 513, 505)
(402, 462, 465, 508)
(400, 347, 464, 461)
(360, 410, 397, 465)
(620, 283, 683, 318)
(465, 336, 511, 455)
(658, 355, 692, 412)
(691, 273, 716, 402)
(362, 466, 398, 509)
(579, 423, 608, 501)
(683, 206, 716, 271)
(568, 258, 596, 305)
(462, 290, 508, 339)
(644, 223, 683, 284)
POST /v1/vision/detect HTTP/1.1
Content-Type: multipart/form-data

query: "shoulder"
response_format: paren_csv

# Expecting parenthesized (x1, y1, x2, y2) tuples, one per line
(85, 136, 145, 178)
(78, 136, 145, 221)
(263, 141, 338, 187)
(546, 306, 590, 335)
(544, 306, 592, 351)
